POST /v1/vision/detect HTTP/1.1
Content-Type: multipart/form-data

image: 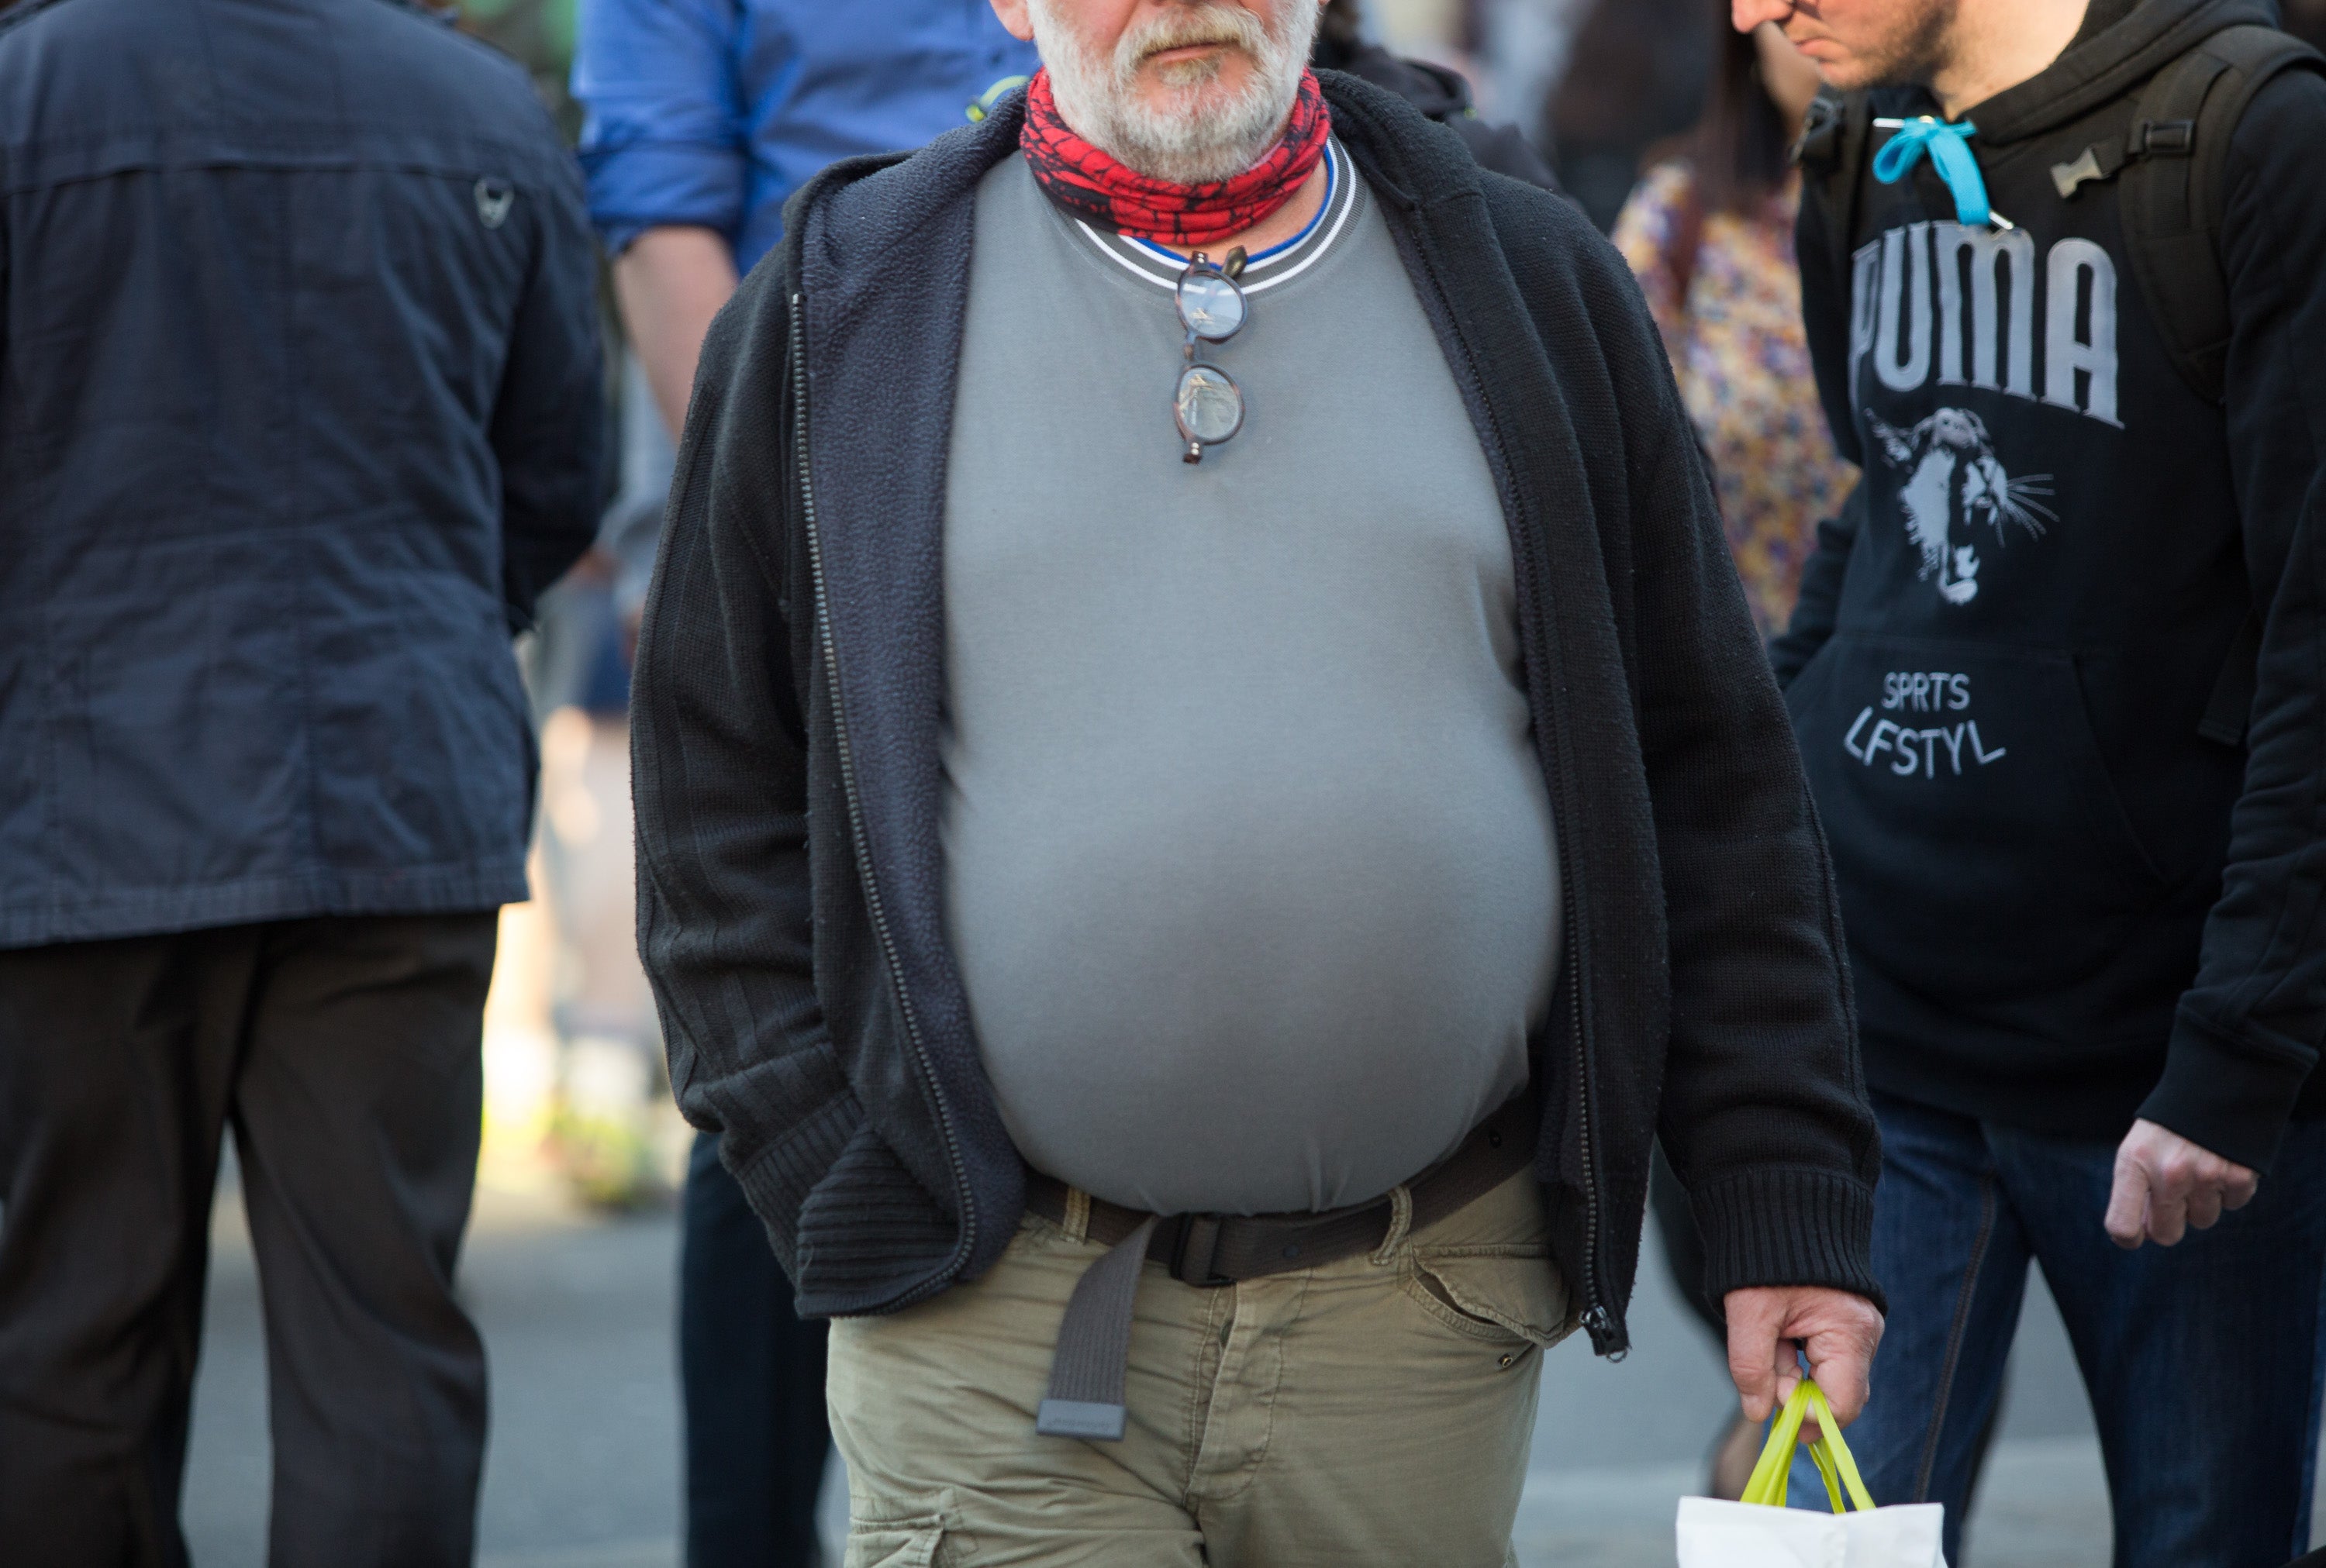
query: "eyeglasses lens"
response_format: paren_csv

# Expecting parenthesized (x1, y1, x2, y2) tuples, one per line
(1176, 271, 1246, 341)
(1175, 364, 1243, 445)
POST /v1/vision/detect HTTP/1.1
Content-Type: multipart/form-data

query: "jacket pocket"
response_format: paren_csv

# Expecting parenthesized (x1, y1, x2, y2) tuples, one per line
(1789, 633, 2169, 1006)
(1403, 1250, 1572, 1350)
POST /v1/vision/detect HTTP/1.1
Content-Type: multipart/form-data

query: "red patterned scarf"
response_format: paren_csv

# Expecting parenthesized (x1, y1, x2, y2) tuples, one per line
(1019, 66, 1330, 248)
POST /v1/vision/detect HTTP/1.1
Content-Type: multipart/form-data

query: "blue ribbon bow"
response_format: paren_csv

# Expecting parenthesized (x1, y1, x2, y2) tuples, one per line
(1872, 116, 1993, 227)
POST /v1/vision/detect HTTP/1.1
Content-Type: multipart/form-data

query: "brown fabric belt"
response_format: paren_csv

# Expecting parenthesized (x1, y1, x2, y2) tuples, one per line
(1025, 1094, 1538, 1441)
(1024, 1092, 1538, 1286)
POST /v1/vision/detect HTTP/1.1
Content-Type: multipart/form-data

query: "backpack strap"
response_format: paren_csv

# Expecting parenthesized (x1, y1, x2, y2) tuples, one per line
(2052, 24, 2325, 405)
(1793, 88, 1876, 306)
(2045, 25, 2321, 746)
(2139, 28, 2319, 745)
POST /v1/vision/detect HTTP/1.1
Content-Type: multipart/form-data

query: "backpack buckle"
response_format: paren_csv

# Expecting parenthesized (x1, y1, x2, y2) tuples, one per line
(1791, 94, 1845, 170)
(2130, 118, 2196, 156)
(2052, 138, 2130, 198)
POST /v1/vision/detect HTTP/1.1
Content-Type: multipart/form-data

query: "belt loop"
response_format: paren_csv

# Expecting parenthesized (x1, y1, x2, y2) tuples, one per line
(1369, 1184, 1414, 1266)
(1063, 1187, 1092, 1243)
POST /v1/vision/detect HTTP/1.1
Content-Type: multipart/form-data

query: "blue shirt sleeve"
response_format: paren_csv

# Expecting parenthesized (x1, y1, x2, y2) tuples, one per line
(571, 0, 750, 257)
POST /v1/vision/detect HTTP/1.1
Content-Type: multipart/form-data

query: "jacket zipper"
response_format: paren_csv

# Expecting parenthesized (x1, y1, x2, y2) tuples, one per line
(1444, 332, 1619, 1356)
(1569, 926, 1620, 1357)
(789, 289, 977, 1307)
(1365, 175, 1620, 1355)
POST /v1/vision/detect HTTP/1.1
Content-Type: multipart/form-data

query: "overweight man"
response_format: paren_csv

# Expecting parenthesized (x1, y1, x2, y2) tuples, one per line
(631, 1, 1886, 1560)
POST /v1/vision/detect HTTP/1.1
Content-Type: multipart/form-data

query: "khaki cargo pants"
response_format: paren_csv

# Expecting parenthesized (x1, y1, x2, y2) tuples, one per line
(826, 1170, 1570, 1567)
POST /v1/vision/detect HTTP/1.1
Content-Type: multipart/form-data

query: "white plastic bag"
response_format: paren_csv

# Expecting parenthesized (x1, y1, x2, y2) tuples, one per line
(1675, 1380, 1948, 1568)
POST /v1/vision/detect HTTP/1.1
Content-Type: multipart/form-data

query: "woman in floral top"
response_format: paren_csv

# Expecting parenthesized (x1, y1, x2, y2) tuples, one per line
(1613, 19, 1856, 639)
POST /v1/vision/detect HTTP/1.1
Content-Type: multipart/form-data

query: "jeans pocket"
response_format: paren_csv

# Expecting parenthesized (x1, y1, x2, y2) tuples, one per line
(1402, 1250, 1572, 1350)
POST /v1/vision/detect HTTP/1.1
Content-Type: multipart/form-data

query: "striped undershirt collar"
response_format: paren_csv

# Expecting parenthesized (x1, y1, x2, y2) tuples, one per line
(1068, 138, 1358, 295)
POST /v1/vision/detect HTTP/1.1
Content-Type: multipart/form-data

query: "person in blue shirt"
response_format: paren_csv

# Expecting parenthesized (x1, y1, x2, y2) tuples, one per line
(571, 10, 1036, 1566)
(577, 5, 1039, 439)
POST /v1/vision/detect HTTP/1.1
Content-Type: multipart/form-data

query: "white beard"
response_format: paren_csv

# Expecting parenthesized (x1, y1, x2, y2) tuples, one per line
(1027, 0, 1320, 184)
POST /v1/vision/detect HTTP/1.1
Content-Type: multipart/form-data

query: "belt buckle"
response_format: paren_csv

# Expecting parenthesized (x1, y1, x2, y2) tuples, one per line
(1167, 1214, 1231, 1287)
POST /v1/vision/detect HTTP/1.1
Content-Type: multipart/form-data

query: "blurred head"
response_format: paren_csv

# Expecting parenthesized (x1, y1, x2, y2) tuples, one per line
(1754, 22, 1825, 126)
(1693, 19, 1822, 212)
(1730, 0, 1961, 93)
(992, 0, 1326, 182)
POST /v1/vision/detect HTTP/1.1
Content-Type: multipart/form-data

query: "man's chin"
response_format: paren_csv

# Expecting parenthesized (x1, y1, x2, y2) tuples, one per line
(1798, 51, 1881, 93)
(1778, 34, 1865, 93)
(1128, 80, 1252, 138)
(1140, 49, 1247, 93)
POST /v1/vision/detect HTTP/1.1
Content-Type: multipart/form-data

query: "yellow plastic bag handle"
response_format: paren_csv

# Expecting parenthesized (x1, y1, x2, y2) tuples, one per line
(1737, 1378, 1879, 1513)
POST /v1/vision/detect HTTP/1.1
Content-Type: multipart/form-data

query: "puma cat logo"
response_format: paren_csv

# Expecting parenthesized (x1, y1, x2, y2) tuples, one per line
(1869, 408, 2055, 606)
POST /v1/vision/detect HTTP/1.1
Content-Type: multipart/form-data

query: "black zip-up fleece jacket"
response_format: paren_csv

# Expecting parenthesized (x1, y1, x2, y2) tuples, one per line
(631, 74, 1882, 1351)
(1776, 0, 2326, 1171)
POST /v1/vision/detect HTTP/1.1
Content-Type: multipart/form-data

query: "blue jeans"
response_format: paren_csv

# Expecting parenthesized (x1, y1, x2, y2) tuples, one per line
(1789, 1092, 2326, 1567)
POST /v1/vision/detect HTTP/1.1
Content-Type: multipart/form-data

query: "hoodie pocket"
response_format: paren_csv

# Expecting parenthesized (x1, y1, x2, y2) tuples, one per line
(1789, 633, 2168, 1006)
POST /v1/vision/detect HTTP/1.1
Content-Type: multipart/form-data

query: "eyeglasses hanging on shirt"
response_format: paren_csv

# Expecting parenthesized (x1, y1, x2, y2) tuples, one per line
(1173, 248, 1248, 464)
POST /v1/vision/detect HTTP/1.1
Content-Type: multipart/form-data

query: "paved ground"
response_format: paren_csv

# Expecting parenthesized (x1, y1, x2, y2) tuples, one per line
(180, 1156, 2262, 1567)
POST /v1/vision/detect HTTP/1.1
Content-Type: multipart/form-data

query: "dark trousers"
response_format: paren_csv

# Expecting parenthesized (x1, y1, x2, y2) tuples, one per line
(681, 1131, 831, 1568)
(1790, 1092, 2326, 1567)
(0, 914, 499, 1568)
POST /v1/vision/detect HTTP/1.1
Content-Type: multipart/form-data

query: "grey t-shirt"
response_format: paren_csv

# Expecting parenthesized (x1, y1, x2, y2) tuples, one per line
(940, 144, 1561, 1216)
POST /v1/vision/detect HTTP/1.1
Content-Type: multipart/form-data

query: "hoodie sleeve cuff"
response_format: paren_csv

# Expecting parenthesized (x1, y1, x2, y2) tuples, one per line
(2137, 1005, 2314, 1173)
(1691, 1166, 1884, 1316)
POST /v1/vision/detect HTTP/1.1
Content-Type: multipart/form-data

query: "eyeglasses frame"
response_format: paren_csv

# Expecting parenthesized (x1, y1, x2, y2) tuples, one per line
(1173, 247, 1248, 465)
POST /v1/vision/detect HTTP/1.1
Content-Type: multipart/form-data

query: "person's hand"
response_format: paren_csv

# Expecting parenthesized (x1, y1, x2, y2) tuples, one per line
(1724, 1285, 1884, 1443)
(2104, 1118, 2258, 1249)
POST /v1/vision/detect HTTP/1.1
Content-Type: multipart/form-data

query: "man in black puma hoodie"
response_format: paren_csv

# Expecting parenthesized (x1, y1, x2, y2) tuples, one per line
(1732, 0, 2326, 1560)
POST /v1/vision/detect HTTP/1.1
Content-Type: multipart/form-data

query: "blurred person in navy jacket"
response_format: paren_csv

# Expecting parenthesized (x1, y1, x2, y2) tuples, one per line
(0, 0, 602, 1563)
(570, 9, 1036, 1566)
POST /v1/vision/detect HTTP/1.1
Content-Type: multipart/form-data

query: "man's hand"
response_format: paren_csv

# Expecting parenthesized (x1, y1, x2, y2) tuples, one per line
(1724, 1286, 1884, 1442)
(2104, 1118, 2258, 1249)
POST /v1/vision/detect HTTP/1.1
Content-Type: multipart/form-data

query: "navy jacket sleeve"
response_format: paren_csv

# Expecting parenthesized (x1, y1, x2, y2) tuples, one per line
(2140, 70, 2326, 1170)
(491, 150, 606, 630)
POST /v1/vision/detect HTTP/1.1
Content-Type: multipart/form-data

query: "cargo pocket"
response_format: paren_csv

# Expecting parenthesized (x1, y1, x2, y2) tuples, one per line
(846, 1525, 945, 1568)
(844, 1488, 974, 1568)
(1788, 632, 2169, 1005)
(1403, 1249, 1572, 1353)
